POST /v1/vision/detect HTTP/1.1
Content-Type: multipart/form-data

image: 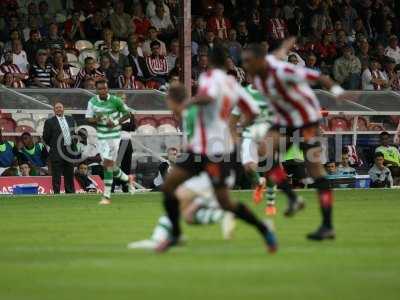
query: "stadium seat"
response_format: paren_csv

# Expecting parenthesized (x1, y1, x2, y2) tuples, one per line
(75, 40, 94, 51)
(158, 116, 179, 128)
(94, 40, 104, 50)
(78, 49, 98, 64)
(17, 119, 36, 129)
(158, 124, 178, 134)
(15, 125, 34, 133)
(137, 116, 158, 128)
(136, 124, 158, 135)
(329, 117, 349, 132)
(0, 118, 16, 132)
(145, 80, 161, 90)
(66, 52, 79, 63)
(119, 41, 127, 51)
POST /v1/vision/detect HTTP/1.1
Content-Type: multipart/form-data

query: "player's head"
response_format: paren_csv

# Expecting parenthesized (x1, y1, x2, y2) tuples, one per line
(379, 131, 391, 146)
(166, 83, 187, 116)
(242, 43, 267, 77)
(78, 162, 89, 175)
(96, 79, 109, 98)
(21, 132, 34, 148)
(374, 152, 385, 168)
(167, 147, 178, 163)
(54, 102, 64, 117)
(209, 44, 229, 69)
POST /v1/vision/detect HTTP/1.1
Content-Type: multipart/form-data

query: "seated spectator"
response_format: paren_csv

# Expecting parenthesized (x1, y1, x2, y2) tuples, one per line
(236, 20, 250, 47)
(19, 162, 34, 176)
(76, 128, 102, 177)
(159, 71, 180, 92)
(378, 20, 394, 47)
(0, 50, 28, 83)
(340, 4, 358, 36)
(22, 18, 42, 43)
(310, 2, 333, 36)
(166, 39, 179, 73)
(96, 28, 114, 56)
(132, 3, 152, 40)
(0, 129, 18, 176)
(305, 52, 320, 71)
(192, 16, 206, 45)
(45, 23, 64, 52)
(288, 54, 299, 65)
(24, 29, 46, 64)
(225, 28, 242, 65)
(369, 152, 393, 188)
(122, 34, 144, 57)
(337, 153, 357, 177)
(314, 31, 337, 68)
(51, 52, 74, 88)
(2, 72, 25, 88)
(343, 145, 364, 168)
(375, 132, 400, 168)
(325, 161, 339, 178)
(75, 162, 98, 192)
(83, 77, 96, 89)
(335, 29, 350, 52)
(153, 147, 177, 190)
(384, 35, 400, 65)
(118, 65, 140, 89)
(361, 59, 389, 90)
(192, 54, 209, 86)
(146, 0, 171, 20)
(333, 45, 361, 89)
(266, 6, 287, 48)
(109, 1, 132, 40)
(226, 56, 245, 84)
(84, 11, 105, 43)
(142, 26, 167, 56)
(104, 40, 128, 74)
(19, 131, 48, 174)
(11, 40, 29, 74)
(74, 57, 105, 88)
(29, 49, 52, 88)
(126, 39, 149, 83)
(146, 40, 168, 84)
(150, 4, 174, 34)
(98, 55, 118, 88)
(356, 38, 371, 71)
(38, 1, 53, 28)
(207, 2, 231, 40)
(64, 10, 86, 41)
(203, 30, 217, 52)
(3, 30, 22, 52)
(383, 57, 400, 91)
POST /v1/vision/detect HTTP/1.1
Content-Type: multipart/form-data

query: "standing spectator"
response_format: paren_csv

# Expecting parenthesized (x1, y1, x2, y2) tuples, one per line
(84, 10, 105, 43)
(337, 152, 357, 177)
(236, 20, 250, 47)
(146, 0, 171, 20)
(0, 129, 18, 176)
(45, 23, 64, 51)
(361, 59, 388, 91)
(74, 57, 104, 88)
(192, 16, 206, 45)
(24, 29, 45, 64)
(98, 55, 118, 89)
(383, 57, 400, 91)
(19, 131, 48, 175)
(266, 6, 287, 48)
(64, 10, 86, 41)
(142, 26, 167, 56)
(0, 50, 28, 83)
(384, 35, 400, 65)
(51, 52, 74, 88)
(146, 40, 168, 84)
(42, 102, 76, 194)
(126, 39, 149, 83)
(207, 2, 231, 40)
(118, 65, 140, 89)
(368, 152, 393, 188)
(104, 40, 128, 74)
(150, 4, 174, 34)
(131, 3, 151, 40)
(166, 39, 179, 73)
(333, 45, 362, 89)
(109, 1, 132, 40)
(29, 49, 52, 88)
(11, 40, 29, 74)
(225, 28, 242, 65)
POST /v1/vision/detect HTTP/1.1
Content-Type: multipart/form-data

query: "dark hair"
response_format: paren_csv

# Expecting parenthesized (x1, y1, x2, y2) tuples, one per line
(325, 161, 336, 167)
(244, 43, 266, 59)
(167, 147, 178, 153)
(78, 161, 88, 168)
(209, 45, 229, 68)
(95, 79, 108, 87)
(380, 131, 390, 138)
(84, 56, 94, 64)
(375, 152, 384, 159)
(150, 40, 161, 49)
(167, 83, 187, 104)
(21, 132, 32, 138)
(148, 26, 157, 31)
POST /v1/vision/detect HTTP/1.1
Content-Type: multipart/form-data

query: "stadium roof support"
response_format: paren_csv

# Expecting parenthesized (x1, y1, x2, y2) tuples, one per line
(179, 0, 191, 97)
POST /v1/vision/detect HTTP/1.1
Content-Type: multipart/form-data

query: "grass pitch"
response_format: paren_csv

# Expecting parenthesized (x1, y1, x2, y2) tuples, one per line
(0, 189, 399, 300)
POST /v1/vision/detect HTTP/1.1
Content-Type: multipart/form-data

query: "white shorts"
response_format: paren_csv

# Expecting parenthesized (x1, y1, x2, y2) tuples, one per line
(97, 138, 121, 162)
(241, 137, 259, 165)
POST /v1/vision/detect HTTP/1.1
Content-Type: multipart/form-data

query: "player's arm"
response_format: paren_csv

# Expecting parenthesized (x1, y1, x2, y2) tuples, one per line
(229, 109, 241, 144)
(85, 101, 102, 125)
(236, 84, 260, 126)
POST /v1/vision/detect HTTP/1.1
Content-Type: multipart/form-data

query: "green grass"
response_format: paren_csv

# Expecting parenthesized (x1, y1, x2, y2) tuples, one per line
(0, 190, 399, 300)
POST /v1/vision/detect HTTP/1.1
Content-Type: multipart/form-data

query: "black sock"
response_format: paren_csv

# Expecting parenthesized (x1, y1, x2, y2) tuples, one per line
(163, 192, 181, 238)
(314, 177, 333, 229)
(234, 203, 267, 235)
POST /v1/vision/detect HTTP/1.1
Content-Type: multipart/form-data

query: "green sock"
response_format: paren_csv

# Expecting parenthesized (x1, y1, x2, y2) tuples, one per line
(103, 169, 113, 199)
(113, 167, 129, 182)
(194, 205, 225, 224)
(248, 169, 261, 187)
(266, 179, 276, 202)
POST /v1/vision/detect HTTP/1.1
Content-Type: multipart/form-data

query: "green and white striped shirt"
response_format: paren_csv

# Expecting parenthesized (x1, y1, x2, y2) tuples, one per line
(85, 94, 130, 140)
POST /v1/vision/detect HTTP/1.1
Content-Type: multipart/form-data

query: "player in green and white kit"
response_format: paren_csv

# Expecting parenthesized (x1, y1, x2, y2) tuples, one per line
(85, 80, 134, 205)
(230, 84, 277, 215)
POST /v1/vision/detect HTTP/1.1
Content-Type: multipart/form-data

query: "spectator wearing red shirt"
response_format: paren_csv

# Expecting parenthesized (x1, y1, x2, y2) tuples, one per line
(64, 10, 86, 41)
(207, 2, 231, 40)
(314, 31, 337, 66)
(132, 3, 151, 40)
(267, 6, 287, 48)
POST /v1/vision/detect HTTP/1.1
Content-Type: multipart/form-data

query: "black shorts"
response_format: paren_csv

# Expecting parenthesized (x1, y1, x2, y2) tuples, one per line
(175, 151, 237, 188)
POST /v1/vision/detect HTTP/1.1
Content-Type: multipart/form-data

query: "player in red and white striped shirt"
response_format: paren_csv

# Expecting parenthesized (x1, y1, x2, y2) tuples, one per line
(242, 38, 347, 241)
(118, 65, 139, 89)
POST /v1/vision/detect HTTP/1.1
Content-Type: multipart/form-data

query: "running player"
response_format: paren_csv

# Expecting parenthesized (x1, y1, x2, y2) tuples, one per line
(86, 79, 134, 205)
(229, 83, 277, 215)
(242, 39, 346, 240)
(156, 46, 277, 253)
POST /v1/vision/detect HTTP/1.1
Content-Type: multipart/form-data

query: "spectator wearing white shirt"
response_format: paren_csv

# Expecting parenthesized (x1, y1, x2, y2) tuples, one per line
(11, 40, 29, 74)
(150, 4, 174, 33)
(369, 152, 393, 188)
(166, 39, 179, 72)
(361, 60, 389, 90)
(384, 35, 400, 65)
(146, 0, 170, 19)
(142, 26, 167, 56)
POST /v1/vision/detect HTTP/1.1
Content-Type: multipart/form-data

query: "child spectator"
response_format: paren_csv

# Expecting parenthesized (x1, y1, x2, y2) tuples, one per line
(369, 152, 393, 188)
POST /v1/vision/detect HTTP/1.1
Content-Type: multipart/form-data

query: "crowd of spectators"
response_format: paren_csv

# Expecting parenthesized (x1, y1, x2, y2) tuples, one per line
(0, 0, 399, 92)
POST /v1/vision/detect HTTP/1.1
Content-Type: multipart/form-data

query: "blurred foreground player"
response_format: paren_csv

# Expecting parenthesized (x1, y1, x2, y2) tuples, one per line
(242, 38, 348, 240)
(156, 48, 277, 253)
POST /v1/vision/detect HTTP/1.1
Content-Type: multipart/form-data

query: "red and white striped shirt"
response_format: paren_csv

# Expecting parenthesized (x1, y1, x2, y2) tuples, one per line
(146, 55, 169, 76)
(118, 74, 139, 89)
(5, 79, 25, 88)
(74, 68, 105, 88)
(0, 63, 29, 80)
(254, 55, 321, 128)
(267, 18, 287, 41)
(51, 66, 73, 89)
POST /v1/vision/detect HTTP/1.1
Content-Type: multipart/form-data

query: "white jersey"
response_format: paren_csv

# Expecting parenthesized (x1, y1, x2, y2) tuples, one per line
(184, 69, 260, 155)
(254, 55, 322, 128)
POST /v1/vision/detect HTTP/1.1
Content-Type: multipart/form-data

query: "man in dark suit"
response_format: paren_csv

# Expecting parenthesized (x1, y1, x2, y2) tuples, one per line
(43, 102, 76, 194)
(127, 39, 150, 84)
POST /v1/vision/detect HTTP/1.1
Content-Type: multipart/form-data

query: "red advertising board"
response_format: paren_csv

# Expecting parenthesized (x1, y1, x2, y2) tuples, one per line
(0, 176, 104, 195)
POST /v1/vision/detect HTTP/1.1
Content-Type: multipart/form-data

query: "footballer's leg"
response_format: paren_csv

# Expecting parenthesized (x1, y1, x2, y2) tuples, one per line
(100, 158, 114, 205)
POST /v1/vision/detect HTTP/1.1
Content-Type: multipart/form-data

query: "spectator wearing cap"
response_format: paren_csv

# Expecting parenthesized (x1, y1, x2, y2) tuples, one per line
(29, 49, 52, 88)
(142, 26, 167, 56)
(131, 3, 152, 40)
(24, 29, 46, 64)
(384, 35, 400, 65)
(0, 50, 28, 83)
(51, 51, 74, 88)
(64, 10, 86, 41)
(207, 2, 231, 40)
(109, 1, 132, 40)
(333, 45, 361, 89)
(104, 39, 129, 74)
(361, 59, 388, 90)
(74, 56, 105, 88)
(19, 131, 48, 175)
(383, 57, 400, 91)
(11, 39, 29, 74)
(45, 23, 64, 51)
(146, 40, 168, 84)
